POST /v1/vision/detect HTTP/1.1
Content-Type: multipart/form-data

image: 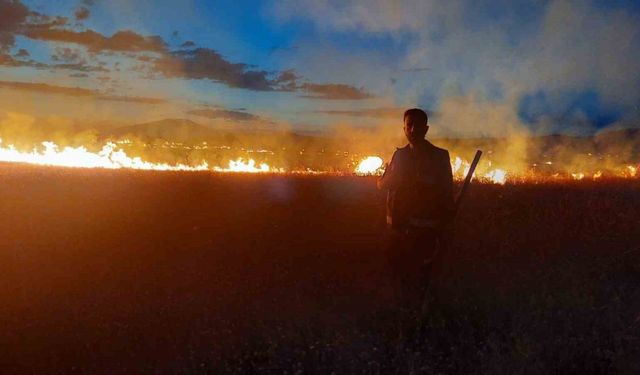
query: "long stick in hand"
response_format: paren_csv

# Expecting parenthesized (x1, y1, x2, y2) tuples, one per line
(427, 150, 483, 291)
(454, 150, 482, 216)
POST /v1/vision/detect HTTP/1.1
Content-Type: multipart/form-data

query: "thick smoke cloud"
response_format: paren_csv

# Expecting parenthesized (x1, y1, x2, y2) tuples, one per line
(273, 0, 640, 134)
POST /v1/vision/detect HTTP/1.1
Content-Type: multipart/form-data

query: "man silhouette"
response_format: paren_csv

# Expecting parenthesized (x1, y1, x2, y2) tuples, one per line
(377, 108, 454, 307)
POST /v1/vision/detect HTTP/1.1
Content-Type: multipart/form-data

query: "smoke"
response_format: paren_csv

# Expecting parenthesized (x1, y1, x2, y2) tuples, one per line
(428, 92, 530, 173)
(0, 105, 638, 178)
(0, 111, 100, 150)
(265, 0, 640, 175)
(272, 0, 640, 128)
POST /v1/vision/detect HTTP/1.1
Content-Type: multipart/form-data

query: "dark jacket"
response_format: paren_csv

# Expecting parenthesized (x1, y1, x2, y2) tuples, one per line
(377, 140, 454, 230)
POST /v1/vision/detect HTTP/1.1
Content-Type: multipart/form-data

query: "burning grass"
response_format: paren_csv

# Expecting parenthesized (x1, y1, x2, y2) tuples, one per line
(1, 137, 638, 185)
(0, 165, 639, 373)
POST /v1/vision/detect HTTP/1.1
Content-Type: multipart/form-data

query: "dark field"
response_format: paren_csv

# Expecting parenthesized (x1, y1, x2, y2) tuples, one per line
(1, 164, 639, 374)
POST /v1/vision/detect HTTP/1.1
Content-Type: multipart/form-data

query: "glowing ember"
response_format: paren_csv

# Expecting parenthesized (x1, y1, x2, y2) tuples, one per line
(627, 165, 637, 177)
(355, 156, 384, 175)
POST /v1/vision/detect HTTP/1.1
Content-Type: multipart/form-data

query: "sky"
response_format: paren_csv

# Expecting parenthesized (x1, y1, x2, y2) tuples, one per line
(0, 0, 639, 137)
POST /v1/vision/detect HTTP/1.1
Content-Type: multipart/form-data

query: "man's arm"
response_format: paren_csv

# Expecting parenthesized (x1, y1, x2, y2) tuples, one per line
(377, 150, 402, 190)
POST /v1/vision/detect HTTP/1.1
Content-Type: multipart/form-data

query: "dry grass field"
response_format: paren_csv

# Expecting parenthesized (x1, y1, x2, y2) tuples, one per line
(1, 163, 639, 373)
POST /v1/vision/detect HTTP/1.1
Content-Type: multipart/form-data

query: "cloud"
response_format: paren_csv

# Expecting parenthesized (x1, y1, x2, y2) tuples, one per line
(0, 53, 46, 68)
(146, 47, 366, 97)
(47, 46, 109, 72)
(187, 108, 261, 122)
(2, 0, 373, 103)
(0, 80, 101, 97)
(74, 7, 90, 21)
(98, 94, 167, 105)
(273, 69, 299, 91)
(51, 47, 82, 62)
(300, 83, 372, 100)
(272, 0, 432, 33)
(0, 0, 29, 52)
(14, 48, 29, 58)
(313, 107, 406, 118)
(24, 10, 69, 29)
(1, 48, 108, 72)
(0, 53, 17, 65)
(21, 28, 167, 53)
(51, 62, 109, 72)
(153, 48, 287, 91)
(0, 80, 167, 104)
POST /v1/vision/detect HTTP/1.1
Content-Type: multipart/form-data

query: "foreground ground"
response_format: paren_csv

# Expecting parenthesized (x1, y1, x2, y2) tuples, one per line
(0, 164, 639, 373)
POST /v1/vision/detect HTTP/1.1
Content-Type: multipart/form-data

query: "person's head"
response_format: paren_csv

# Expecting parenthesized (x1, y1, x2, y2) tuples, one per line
(403, 108, 429, 144)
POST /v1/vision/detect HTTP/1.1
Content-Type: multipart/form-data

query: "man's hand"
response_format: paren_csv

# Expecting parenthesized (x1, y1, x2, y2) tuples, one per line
(377, 162, 390, 190)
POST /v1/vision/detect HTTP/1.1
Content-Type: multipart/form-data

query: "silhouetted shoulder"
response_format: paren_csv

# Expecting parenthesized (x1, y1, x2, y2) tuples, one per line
(396, 144, 410, 153)
(439, 147, 450, 161)
(429, 144, 450, 161)
(391, 144, 411, 162)
(432, 144, 449, 154)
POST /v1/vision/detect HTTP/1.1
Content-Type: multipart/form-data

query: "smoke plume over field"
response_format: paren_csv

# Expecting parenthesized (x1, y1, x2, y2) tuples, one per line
(1, 106, 638, 181)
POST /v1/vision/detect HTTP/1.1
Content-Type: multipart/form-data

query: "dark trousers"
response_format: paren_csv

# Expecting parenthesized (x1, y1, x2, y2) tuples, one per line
(386, 227, 441, 307)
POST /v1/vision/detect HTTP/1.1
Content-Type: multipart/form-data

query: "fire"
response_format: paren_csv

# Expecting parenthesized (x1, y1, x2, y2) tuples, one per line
(452, 156, 507, 184)
(213, 159, 273, 173)
(571, 172, 585, 180)
(0, 139, 211, 171)
(355, 156, 384, 175)
(0, 138, 637, 182)
(452, 156, 465, 174)
(354, 154, 508, 183)
(483, 169, 507, 184)
(0, 139, 280, 173)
